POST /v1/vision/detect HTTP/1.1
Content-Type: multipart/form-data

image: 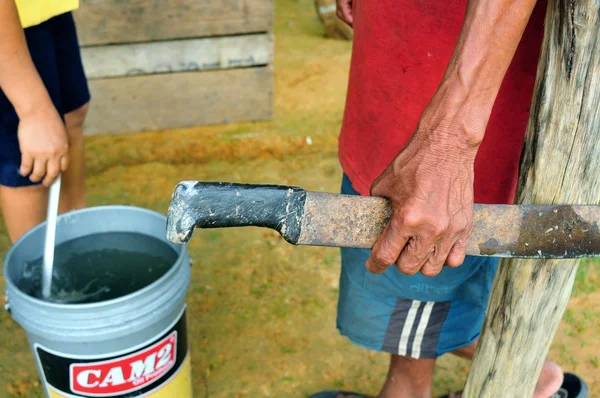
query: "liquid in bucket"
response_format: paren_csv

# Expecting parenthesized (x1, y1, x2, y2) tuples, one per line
(18, 232, 178, 304)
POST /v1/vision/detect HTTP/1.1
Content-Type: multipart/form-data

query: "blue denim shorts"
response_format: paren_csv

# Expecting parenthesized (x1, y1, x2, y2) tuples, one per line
(336, 174, 499, 358)
(0, 12, 90, 188)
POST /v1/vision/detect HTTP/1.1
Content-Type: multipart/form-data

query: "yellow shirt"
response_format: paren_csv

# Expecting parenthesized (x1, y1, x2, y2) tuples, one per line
(15, 0, 79, 29)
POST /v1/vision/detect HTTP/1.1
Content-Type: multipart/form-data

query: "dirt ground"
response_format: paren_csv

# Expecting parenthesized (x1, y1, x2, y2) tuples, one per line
(0, 1, 599, 397)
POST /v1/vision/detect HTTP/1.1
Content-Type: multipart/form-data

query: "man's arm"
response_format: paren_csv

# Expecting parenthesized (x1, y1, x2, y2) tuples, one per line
(365, 0, 538, 276)
(0, 0, 68, 187)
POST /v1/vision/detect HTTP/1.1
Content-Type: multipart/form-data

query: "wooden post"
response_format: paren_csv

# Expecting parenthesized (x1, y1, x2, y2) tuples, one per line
(463, 1, 600, 397)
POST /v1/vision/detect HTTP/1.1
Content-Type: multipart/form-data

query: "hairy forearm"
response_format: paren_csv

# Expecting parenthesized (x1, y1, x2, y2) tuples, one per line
(0, 1, 53, 118)
(425, 0, 538, 147)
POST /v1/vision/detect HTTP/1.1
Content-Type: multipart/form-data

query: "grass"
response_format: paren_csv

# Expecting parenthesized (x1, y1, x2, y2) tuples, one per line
(573, 258, 600, 296)
(0, 0, 598, 396)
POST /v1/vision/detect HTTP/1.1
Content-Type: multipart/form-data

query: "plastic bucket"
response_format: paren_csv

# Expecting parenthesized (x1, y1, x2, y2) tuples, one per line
(3, 206, 193, 398)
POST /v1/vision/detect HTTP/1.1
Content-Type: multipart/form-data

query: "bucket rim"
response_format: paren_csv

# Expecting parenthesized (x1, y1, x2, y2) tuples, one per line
(3, 204, 187, 310)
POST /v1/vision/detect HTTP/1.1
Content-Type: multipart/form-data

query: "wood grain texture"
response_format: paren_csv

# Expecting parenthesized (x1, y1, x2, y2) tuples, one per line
(74, 0, 274, 46)
(81, 34, 273, 79)
(83, 67, 273, 135)
(463, 1, 600, 396)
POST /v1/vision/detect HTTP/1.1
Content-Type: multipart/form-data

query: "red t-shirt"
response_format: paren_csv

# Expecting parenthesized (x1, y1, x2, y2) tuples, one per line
(338, 0, 546, 204)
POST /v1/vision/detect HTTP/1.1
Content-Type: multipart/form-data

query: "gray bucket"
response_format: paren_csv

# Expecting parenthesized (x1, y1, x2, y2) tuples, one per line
(3, 206, 193, 398)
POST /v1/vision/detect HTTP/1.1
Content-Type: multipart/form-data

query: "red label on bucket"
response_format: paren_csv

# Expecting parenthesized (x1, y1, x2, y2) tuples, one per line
(33, 307, 192, 398)
(70, 332, 177, 396)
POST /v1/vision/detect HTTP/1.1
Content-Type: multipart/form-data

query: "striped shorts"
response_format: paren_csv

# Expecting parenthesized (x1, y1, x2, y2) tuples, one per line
(336, 174, 499, 359)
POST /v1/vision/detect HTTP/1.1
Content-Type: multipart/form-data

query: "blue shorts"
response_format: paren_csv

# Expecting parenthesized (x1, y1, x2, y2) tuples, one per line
(336, 174, 499, 359)
(0, 12, 90, 188)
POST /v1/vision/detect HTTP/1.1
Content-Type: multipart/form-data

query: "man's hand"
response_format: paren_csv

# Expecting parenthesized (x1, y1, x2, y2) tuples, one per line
(363, 0, 540, 277)
(336, 0, 353, 26)
(367, 113, 478, 277)
(17, 103, 68, 187)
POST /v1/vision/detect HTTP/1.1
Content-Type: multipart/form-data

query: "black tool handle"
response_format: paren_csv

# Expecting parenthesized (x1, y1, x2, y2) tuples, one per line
(166, 181, 307, 244)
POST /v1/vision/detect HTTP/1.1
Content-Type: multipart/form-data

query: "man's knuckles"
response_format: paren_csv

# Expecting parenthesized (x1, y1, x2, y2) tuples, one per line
(396, 261, 421, 276)
(429, 218, 450, 236)
(397, 210, 450, 237)
(420, 264, 443, 277)
(365, 258, 387, 274)
(445, 257, 464, 268)
(371, 249, 397, 267)
(446, 245, 467, 268)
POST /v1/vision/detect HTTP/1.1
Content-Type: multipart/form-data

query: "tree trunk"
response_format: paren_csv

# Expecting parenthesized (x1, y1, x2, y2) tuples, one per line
(463, 1, 600, 397)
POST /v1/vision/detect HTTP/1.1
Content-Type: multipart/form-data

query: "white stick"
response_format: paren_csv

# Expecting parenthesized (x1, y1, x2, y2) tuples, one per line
(42, 175, 61, 299)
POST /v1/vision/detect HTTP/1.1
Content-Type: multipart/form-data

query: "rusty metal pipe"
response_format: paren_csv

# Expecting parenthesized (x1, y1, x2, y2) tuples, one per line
(166, 181, 600, 259)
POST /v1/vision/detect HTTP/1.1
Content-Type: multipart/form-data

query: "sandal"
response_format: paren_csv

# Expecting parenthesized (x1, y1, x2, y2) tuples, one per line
(550, 372, 589, 398)
(438, 372, 589, 398)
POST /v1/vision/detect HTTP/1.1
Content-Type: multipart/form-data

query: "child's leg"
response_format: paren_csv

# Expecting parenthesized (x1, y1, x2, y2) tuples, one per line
(53, 11, 90, 213)
(60, 102, 88, 213)
(0, 185, 48, 242)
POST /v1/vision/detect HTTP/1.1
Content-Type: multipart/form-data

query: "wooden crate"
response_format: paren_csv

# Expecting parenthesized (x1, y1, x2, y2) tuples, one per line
(73, 0, 274, 135)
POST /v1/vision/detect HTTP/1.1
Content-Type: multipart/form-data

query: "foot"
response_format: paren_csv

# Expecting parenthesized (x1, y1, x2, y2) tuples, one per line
(534, 361, 564, 398)
(443, 360, 564, 398)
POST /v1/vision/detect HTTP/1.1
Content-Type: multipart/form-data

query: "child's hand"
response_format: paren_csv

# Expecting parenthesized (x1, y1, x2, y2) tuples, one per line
(17, 103, 69, 187)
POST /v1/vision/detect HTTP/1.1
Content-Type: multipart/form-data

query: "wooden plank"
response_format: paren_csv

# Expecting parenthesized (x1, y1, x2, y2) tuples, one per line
(81, 34, 273, 79)
(463, 1, 600, 397)
(74, 0, 274, 46)
(83, 67, 273, 135)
